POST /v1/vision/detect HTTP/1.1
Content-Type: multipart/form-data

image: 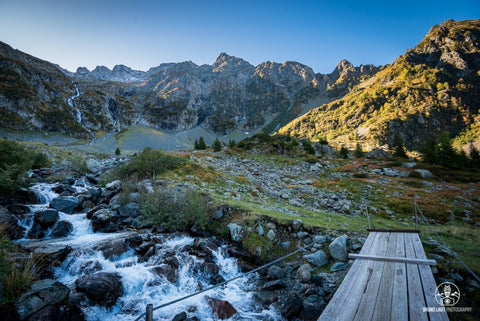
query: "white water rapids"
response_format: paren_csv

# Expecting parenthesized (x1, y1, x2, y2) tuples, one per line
(17, 182, 282, 321)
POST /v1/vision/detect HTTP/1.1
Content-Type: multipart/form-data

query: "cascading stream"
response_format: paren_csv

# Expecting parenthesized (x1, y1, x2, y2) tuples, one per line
(18, 180, 283, 321)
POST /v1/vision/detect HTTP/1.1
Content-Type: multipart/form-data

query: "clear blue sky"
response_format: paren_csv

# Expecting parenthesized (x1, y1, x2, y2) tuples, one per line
(0, 0, 478, 74)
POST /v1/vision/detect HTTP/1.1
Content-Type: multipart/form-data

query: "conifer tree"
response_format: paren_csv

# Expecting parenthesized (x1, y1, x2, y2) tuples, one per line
(354, 143, 364, 158)
(194, 139, 199, 150)
(302, 140, 315, 155)
(228, 139, 236, 148)
(213, 138, 222, 152)
(469, 143, 480, 168)
(339, 145, 349, 159)
(198, 137, 207, 150)
(391, 134, 407, 158)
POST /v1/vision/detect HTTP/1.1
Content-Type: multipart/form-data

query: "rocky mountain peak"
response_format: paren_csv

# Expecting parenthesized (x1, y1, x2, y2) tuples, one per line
(410, 19, 480, 76)
(212, 52, 253, 72)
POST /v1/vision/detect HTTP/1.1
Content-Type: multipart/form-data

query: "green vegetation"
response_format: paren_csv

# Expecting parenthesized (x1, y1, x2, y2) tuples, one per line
(278, 20, 480, 154)
(302, 139, 315, 155)
(354, 143, 365, 158)
(115, 147, 187, 180)
(141, 188, 213, 232)
(115, 147, 121, 156)
(194, 137, 207, 150)
(0, 233, 35, 303)
(0, 139, 50, 198)
(212, 138, 222, 152)
(391, 134, 407, 158)
(339, 145, 349, 159)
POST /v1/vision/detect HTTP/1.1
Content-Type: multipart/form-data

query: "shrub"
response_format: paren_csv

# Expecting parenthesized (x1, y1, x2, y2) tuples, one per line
(302, 140, 315, 155)
(117, 147, 187, 180)
(0, 139, 50, 197)
(0, 234, 35, 303)
(141, 188, 212, 231)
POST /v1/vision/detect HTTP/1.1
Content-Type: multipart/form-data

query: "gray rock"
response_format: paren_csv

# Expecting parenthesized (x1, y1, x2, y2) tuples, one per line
(296, 264, 312, 283)
(15, 279, 70, 320)
(34, 210, 59, 228)
(95, 239, 128, 259)
(262, 280, 287, 291)
(292, 219, 303, 231)
(313, 235, 327, 244)
(90, 209, 119, 233)
(413, 169, 434, 178)
(52, 220, 74, 237)
(280, 241, 291, 250)
(50, 196, 80, 214)
(300, 295, 326, 321)
(86, 158, 102, 174)
(117, 202, 140, 218)
(128, 192, 142, 203)
(227, 223, 243, 242)
(296, 231, 309, 239)
(267, 265, 284, 279)
(330, 262, 348, 272)
(75, 272, 123, 308)
(257, 225, 264, 236)
(304, 250, 328, 267)
(266, 229, 276, 241)
(105, 180, 122, 190)
(0, 206, 26, 239)
(329, 235, 348, 262)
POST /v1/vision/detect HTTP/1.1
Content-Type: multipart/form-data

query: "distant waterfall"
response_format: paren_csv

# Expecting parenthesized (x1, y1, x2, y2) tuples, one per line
(67, 83, 83, 123)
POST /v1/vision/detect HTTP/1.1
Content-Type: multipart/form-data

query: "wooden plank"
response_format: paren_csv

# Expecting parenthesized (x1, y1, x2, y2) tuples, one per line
(371, 233, 397, 321)
(411, 233, 449, 321)
(368, 229, 420, 233)
(391, 233, 408, 321)
(348, 254, 436, 265)
(318, 232, 380, 321)
(352, 232, 391, 321)
(405, 233, 429, 321)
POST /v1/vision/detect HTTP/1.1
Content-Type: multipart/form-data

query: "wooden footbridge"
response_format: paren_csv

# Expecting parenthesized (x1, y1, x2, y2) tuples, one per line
(318, 229, 449, 321)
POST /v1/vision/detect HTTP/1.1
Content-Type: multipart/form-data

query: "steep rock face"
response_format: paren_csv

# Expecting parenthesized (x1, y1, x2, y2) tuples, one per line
(279, 19, 480, 150)
(0, 42, 376, 137)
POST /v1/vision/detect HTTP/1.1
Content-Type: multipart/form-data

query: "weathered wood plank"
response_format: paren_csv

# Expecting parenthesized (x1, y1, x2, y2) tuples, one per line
(391, 233, 408, 321)
(405, 233, 429, 321)
(318, 232, 380, 321)
(348, 254, 436, 265)
(412, 233, 450, 321)
(352, 232, 390, 321)
(371, 233, 397, 321)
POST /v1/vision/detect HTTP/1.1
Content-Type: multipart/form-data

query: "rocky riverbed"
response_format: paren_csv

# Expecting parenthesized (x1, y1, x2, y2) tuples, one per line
(1, 151, 479, 320)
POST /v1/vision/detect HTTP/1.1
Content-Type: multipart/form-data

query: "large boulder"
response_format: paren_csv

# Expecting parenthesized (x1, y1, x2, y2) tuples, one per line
(94, 239, 128, 259)
(329, 235, 348, 262)
(75, 272, 123, 308)
(117, 203, 141, 218)
(90, 209, 119, 233)
(52, 220, 74, 238)
(0, 206, 25, 240)
(34, 209, 59, 228)
(50, 196, 80, 214)
(15, 279, 70, 320)
(205, 296, 237, 319)
(296, 264, 312, 283)
(280, 293, 303, 320)
(304, 250, 328, 267)
(227, 223, 243, 242)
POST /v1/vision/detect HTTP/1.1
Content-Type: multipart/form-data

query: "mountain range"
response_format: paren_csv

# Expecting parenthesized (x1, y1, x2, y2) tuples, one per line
(1, 19, 479, 151)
